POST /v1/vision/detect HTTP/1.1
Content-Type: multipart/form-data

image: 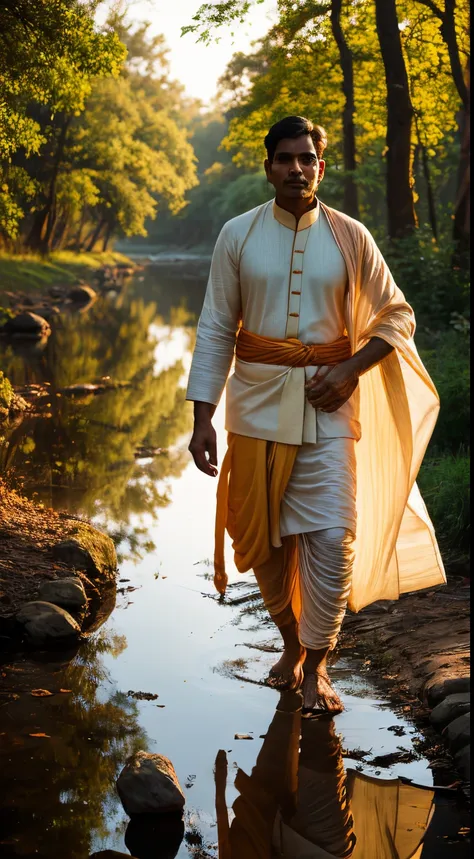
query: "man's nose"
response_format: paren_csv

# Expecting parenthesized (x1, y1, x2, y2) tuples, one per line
(288, 157, 303, 174)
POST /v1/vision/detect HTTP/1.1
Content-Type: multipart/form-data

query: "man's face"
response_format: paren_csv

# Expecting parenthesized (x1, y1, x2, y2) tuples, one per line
(264, 134, 325, 202)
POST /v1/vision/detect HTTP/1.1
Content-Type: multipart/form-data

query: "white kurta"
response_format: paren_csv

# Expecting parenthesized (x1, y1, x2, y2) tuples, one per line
(187, 200, 359, 536)
(186, 200, 361, 444)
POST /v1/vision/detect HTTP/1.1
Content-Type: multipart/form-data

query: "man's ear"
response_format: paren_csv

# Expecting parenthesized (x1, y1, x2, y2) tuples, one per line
(264, 158, 272, 181)
(318, 159, 326, 183)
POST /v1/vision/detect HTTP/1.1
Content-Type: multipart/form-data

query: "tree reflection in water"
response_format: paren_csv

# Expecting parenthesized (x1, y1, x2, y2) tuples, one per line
(0, 629, 147, 858)
(0, 294, 196, 562)
(215, 692, 437, 859)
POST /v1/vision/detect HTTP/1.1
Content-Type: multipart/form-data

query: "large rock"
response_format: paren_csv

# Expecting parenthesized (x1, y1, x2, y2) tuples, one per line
(430, 693, 470, 730)
(16, 601, 81, 647)
(38, 577, 87, 611)
(89, 852, 138, 859)
(454, 744, 470, 783)
(52, 522, 117, 581)
(125, 813, 184, 859)
(423, 674, 470, 707)
(4, 311, 51, 339)
(69, 284, 97, 304)
(117, 751, 185, 816)
(442, 712, 470, 755)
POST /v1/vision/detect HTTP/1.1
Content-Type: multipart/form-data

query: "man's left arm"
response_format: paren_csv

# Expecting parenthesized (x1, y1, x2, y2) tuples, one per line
(305, 337, 393, 413)
(306, 225, 416, 413)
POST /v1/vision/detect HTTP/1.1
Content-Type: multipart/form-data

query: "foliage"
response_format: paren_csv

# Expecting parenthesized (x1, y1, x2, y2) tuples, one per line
(419, 330, 470, 454)
(0, 4, 198, 250)
(418, 451, 470, 567)
(0, 370, 13, 410)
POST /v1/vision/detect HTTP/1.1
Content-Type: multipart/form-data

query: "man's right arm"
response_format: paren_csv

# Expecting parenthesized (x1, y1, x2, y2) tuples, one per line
(186, 223, 241, 476)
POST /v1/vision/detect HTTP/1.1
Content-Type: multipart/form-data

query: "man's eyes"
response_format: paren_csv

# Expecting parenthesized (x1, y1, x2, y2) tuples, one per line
(276, 154, 317, 165)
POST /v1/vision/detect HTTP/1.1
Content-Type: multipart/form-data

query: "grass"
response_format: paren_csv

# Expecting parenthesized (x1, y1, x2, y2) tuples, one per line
(0, 250, 134, 295)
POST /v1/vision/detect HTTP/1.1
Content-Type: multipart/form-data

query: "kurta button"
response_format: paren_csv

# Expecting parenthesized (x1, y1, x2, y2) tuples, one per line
(291, 290, 301, 295)
(293, 270, 303, 274)
(295, 249, 304, 253)
(289, 312, 299, 317)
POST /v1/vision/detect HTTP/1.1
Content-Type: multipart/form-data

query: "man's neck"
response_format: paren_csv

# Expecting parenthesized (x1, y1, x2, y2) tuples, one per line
(275, 194, 318, 223)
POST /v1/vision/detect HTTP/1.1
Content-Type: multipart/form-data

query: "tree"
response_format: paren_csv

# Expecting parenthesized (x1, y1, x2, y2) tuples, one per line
(0, 0, 125, 246)
(374, 0, 417, 237)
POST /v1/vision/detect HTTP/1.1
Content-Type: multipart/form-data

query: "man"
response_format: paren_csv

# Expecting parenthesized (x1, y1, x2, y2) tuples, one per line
(186, 115, 445, 715)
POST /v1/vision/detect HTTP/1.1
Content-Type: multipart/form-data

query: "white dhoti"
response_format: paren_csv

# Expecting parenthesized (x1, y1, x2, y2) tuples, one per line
(279, 439, 357, 651)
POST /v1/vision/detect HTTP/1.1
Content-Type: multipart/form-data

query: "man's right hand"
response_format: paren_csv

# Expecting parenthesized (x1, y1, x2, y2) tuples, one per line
(188, 407, 218, 476)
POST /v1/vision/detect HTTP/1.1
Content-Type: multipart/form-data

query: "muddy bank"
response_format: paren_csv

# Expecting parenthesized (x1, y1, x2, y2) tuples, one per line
(339, 578, 470, 790)
(0, 480, 117, 648)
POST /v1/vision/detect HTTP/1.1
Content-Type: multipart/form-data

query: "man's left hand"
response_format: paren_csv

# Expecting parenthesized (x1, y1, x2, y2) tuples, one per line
(305, 362, 359, 412)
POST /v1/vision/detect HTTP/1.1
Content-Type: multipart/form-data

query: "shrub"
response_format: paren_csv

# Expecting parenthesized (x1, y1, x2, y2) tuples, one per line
(419, 329, 470, 454)
(418, 451, 470, 570)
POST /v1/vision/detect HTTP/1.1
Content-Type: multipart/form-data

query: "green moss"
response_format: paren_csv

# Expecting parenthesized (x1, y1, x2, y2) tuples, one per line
(0, 371, 13, 410)
(69, 520, 118, 578)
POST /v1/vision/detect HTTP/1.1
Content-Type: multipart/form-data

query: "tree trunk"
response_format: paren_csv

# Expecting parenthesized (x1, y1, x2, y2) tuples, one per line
(86, 218, 106, 253)
(420, 144, 438, 240)
(374, 0, 417, 237)
(330, 0, 359, 219)
(26, 115, 70, 255)
(43, 116, 71, 254)
(102, 221, 113, 252)
(453, 57, 470, 266)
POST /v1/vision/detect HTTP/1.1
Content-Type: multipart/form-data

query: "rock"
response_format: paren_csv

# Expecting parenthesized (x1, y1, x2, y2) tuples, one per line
(3, 311, 51, 339)
(52, 522, 117, 581)
(16, 601, 81, 647)
(117, 751, 185, 816)
(69, 284, 97, 303)
(125, 812, 184, 859)
(89, 852, 138, 859)
(454, 744, 470, 783)
(442, 712, 470, 755)
(430, 693, 470, 730)
(423, 674, 470, 707)
(38, 577, 87, 611)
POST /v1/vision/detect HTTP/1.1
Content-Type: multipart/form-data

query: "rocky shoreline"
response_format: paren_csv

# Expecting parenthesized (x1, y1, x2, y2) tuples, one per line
(339, 580, 470, 794)
(0, 480, 118, 652)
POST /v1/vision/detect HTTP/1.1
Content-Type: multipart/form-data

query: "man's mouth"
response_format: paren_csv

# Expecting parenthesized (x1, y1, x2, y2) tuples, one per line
(286, 181, 307, 186)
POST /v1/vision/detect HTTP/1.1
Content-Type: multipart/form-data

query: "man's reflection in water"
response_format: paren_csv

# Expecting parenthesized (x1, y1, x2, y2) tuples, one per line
(216, 691, 435, 858)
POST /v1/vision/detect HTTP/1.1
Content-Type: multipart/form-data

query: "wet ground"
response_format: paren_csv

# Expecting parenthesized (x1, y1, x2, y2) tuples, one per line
(0, 258, 470, 857)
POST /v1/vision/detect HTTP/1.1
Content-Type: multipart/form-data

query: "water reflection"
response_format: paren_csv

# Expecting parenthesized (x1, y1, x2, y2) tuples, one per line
(0, 629, 146, 858)
(0, 295, 196, 562)
(216, 692, 436, 858)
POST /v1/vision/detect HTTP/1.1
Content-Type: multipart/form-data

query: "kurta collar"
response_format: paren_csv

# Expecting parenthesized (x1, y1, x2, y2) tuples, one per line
(272, 198, 320, 232)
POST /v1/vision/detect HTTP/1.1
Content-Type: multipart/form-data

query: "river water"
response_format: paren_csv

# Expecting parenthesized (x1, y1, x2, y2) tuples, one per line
(0, 259, 469, 858)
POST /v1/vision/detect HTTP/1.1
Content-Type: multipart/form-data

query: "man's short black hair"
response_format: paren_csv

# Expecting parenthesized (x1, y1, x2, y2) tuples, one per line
(264, 116, 327, 162)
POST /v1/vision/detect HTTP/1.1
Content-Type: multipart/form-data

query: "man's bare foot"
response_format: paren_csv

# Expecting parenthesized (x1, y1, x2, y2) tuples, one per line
(266, 645, 305, 691)
(301, 669, 344, 716)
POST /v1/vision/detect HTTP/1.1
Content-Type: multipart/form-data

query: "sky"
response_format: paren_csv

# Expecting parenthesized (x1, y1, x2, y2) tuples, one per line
(98, 0, 277, 105)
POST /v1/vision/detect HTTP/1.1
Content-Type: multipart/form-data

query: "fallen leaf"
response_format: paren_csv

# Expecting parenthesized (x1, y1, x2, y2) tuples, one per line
(234, 734, 254, 740)
(29, 733, 51, 738)
(31, 689, 54, 697)
(59, 689, 72, 694)
(156, 704, 165, 708)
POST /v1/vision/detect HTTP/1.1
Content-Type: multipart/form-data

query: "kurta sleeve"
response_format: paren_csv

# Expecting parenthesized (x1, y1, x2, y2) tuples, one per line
(186, 221, 241, 405)
(356, 227, 416, 348)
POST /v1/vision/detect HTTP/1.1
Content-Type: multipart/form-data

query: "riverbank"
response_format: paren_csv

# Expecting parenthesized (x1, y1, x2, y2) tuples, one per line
(339, 581, 470, 791)
(0, 250, 134, 295)
(0, 480, 118, 647)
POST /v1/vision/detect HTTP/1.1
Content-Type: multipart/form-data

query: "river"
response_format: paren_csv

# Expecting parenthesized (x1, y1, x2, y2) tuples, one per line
(0, 258, 469, 858)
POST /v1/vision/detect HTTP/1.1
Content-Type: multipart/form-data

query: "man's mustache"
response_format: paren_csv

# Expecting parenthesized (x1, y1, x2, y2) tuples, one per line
(284, 178, 309, 186)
